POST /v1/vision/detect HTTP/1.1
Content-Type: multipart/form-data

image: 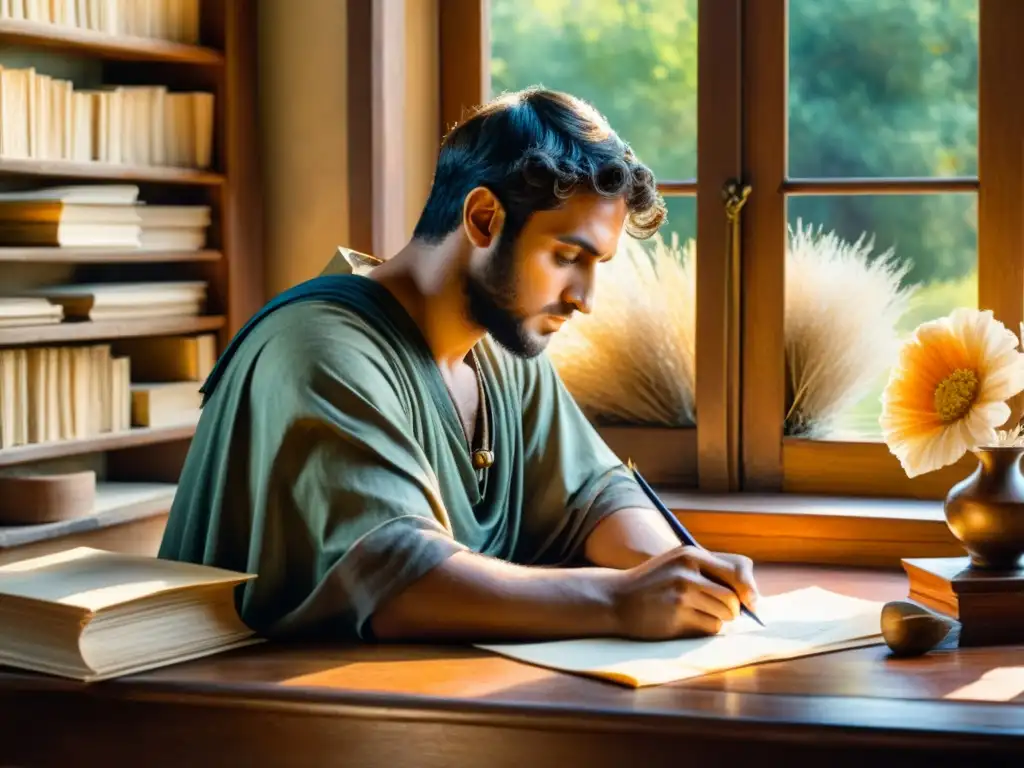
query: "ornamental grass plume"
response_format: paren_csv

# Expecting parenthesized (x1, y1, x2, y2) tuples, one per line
(547, 221, 914, 439)
(880, 308, 1024, 478)
(545, 232, 696, 427)
(784, 221, 916, 438)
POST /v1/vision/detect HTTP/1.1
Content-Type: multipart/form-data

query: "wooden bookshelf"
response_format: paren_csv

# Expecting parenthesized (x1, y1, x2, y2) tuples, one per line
(0, 18, 225, 65)
(0, 157, 224, 184)
(0, 1, 262, 558)
(0, 424, 197, 468)
(0, 248, 222, 263)
(0, 315, 225, 346)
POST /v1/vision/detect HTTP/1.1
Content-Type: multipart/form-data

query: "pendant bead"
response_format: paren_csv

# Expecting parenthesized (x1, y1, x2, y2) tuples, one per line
(472, 449, 494, 469)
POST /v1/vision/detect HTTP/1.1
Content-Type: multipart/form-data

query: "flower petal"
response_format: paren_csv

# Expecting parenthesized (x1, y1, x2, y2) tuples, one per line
(979, 354, 1024, 402)
(963, 402, 1005, 446)
(881, 307, 1024, 476)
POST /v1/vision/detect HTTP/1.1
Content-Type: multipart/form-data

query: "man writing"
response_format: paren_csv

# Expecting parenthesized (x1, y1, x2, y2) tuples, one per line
(159, 87, 760, 643)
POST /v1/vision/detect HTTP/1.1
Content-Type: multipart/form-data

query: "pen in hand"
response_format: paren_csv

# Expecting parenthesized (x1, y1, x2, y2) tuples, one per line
(627, 459, 765, 628)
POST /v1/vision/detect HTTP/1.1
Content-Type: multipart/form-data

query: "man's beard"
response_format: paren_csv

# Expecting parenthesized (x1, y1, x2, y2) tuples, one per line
(465, 233, 548, 359)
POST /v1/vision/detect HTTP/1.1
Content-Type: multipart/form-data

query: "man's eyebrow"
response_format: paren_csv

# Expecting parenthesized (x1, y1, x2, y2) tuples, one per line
(556, 235, 609, 259)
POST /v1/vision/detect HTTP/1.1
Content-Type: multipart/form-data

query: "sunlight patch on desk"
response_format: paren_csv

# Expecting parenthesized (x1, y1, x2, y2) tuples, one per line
(943, 667, 1024, 702)
(280, 657, 557, 697)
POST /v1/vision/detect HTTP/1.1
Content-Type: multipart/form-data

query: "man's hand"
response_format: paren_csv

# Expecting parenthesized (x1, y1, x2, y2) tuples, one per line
(608, 546, 760, 640)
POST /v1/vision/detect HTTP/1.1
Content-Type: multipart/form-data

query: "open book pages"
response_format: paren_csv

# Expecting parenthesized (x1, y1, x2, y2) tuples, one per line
(0, 547, 260, 682)
(476, 586, 885, 688)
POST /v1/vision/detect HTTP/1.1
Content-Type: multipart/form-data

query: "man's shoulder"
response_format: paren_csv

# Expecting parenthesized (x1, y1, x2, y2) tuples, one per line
(258, 297, 379, 350)
(239, 273, 399, 358)
(250, 300, 402, 393)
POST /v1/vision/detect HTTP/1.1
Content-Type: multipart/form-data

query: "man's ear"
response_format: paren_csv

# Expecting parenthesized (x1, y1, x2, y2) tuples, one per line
(462, 187, 505, 248)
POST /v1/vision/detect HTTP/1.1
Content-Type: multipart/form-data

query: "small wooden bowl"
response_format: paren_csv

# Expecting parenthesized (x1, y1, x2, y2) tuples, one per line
(0, 471, 97, 525)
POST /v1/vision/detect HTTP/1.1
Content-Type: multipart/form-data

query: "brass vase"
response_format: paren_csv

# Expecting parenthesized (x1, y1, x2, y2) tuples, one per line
(944, 446, 1024, 570)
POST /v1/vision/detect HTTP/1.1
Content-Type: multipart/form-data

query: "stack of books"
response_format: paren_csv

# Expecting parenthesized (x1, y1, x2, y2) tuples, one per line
(137, 204, 210, 250)
(0, 297, 63, 327)
(0, 67, 214, 168)
(0, 0, 203, 44)
(115, 333, 216, 428)
(0, 342, 131, 447)
(24, 281, 208, 321)
(0, 184, 142, 247)
(0, 185, 211, 249)
(0, 332, 215, 448)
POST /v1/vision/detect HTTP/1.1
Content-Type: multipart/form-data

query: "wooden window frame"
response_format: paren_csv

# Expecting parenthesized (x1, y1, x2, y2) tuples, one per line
(424, 0, 1022, 565)
(742, 0, 1024, 502)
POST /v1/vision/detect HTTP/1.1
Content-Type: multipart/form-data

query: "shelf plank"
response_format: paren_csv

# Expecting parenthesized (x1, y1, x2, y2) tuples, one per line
(0, 248, 221, 263)
(0, 157, 223, 184)
(0, 482, 177, 549)
(0, 19, 224, 65)
(0, 315, 225, 346)
(0, 424, 197, 468)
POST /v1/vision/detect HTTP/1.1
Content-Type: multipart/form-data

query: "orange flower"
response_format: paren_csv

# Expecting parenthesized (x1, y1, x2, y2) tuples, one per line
(880, 308, 1024, 477)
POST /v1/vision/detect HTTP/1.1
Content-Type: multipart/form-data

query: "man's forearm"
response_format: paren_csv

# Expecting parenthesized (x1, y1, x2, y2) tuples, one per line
(583, 507, 681, 569)
(370, 550, 621, 641)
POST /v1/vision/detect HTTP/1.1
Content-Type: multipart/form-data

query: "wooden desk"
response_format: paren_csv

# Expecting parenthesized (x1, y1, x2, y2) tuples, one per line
(2, 565, 1023, 767)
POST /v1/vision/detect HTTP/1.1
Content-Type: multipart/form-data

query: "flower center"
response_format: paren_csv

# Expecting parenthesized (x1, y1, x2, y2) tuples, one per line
(934, 368, 979, 423)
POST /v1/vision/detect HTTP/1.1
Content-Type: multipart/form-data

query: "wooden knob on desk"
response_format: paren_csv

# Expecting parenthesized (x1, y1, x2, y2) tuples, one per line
(880, 600, 961, 658)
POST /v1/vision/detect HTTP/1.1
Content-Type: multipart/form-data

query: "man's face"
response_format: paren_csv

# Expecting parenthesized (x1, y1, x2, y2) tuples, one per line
(465, 192, 627, 358)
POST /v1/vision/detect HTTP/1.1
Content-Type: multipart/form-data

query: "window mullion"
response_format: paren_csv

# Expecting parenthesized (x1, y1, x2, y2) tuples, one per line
(695, 0, 744, 491)
(738, 0, 787, 491)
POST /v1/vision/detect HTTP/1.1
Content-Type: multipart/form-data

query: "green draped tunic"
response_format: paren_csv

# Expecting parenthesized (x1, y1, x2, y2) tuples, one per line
(159, 273, 653, 640)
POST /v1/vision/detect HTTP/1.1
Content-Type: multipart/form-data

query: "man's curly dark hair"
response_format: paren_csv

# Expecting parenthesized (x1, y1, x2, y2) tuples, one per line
(412, 87, 666, 244)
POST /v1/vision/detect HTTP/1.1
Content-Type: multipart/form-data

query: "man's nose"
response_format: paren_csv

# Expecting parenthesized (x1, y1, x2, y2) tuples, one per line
(566, 271, 595, 315)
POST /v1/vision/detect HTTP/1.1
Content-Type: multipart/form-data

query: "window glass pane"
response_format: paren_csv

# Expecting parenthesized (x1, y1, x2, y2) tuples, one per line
(788, 0, 978, 178)
(785, 193, 977, 441)
(489, 0, 698, 181)
(657, 195, 696, 251)
(492, 2, 699, 432)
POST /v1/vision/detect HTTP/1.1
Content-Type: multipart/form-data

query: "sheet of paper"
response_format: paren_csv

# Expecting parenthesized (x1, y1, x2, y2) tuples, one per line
(476, 586, 885, 688)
